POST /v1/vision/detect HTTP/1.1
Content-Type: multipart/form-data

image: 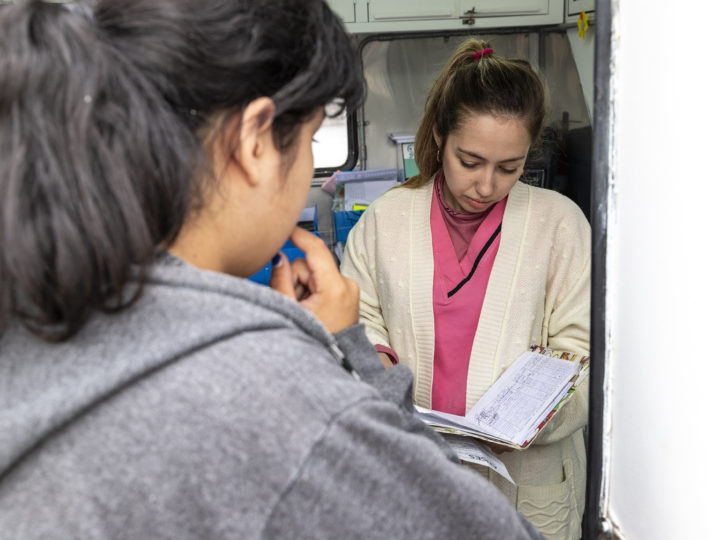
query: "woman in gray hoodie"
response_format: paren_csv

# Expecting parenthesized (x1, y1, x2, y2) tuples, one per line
(0, 1, 545, 539)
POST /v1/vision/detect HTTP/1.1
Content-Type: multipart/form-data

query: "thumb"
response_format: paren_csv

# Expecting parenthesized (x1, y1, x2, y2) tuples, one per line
(268, 252, 295, 299)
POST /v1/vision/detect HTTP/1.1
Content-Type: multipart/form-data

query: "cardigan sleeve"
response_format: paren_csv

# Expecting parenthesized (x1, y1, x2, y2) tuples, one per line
(547, 254, 591, 356)
(340, 209, 392, 349)
(534, 201, 591, 446)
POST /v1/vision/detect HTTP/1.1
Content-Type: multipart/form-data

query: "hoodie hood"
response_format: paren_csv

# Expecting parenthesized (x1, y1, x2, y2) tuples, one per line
(0, 253, 338, 478)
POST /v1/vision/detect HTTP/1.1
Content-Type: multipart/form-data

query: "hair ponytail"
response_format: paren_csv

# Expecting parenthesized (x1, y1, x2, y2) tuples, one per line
(407, 38, 547, 188)
(0, 1, 197, 340)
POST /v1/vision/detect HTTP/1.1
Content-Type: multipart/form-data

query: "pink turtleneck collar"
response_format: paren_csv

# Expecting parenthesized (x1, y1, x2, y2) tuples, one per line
(434, 172, 495, 261)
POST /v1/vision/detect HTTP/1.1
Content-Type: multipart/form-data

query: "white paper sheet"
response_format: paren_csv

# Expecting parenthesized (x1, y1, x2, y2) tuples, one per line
(442, 435, 515, 484)
(414, 405, 506, 441)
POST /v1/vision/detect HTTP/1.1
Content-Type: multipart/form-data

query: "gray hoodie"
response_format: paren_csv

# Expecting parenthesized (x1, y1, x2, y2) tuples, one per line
(0, 254, 544, 539)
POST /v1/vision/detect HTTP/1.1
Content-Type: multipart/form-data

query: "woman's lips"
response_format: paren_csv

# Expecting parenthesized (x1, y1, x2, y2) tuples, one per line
(466, 196, 490, 210)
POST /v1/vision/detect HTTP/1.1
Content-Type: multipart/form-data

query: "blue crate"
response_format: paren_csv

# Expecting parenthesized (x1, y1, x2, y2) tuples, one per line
(334, 210, 365, 244)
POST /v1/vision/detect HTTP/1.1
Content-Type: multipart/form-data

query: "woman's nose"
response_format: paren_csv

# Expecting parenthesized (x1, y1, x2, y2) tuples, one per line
(473, 168, 494, 198)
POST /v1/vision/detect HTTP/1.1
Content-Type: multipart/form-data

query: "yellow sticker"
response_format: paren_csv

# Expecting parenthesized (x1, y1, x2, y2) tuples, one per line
(577, 10, 589, 40)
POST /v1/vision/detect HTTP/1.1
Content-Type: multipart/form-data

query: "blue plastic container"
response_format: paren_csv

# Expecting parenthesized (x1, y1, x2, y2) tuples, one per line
(333, 209, 365, 244)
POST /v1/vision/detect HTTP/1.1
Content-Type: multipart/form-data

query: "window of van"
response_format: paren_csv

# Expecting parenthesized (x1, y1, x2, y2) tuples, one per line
(312, 105, 358, 178)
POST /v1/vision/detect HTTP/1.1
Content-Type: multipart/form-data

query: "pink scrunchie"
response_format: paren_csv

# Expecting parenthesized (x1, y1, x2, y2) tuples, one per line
(473, 48, 493, 60)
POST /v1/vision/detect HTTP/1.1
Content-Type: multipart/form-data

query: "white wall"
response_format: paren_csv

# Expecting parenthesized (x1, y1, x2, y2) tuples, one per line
(605, 1, 720, 537)
(566, 26, 594, 123)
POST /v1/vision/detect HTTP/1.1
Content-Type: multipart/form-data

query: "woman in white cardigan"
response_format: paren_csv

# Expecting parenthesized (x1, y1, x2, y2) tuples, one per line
(341, 39, 590, 540)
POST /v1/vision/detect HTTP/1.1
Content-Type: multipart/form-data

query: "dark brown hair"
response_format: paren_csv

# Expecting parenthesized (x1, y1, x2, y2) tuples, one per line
(407, 38, 546, 188)
(0, 0, 365, 340)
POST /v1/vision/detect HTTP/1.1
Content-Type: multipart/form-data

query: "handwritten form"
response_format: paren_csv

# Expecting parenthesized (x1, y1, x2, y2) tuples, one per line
(442, 435, 515, 484)
(466, 351, 579, 446)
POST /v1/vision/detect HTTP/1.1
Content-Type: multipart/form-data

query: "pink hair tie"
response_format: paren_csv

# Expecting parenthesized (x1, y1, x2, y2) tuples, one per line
(473, 48, 493, 60)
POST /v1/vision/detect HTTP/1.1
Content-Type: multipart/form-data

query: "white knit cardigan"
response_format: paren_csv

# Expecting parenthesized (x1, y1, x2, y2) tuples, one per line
(341, 180, 591, 540)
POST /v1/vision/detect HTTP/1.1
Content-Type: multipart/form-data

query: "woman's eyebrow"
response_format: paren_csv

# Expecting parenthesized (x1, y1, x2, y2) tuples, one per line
(458, 147, 525, 163)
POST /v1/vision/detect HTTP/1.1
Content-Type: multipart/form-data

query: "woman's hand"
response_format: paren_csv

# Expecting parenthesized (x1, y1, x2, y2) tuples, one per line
(269, 227, 359, 334)
(378, 352, 394, 369)
(484, 442, 514, 455)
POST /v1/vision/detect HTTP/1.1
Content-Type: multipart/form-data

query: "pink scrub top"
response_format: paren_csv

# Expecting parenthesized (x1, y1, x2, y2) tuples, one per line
(430, 175, 506, 414)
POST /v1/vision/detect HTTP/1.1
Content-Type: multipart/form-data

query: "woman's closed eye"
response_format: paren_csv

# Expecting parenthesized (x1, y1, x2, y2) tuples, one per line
(460, 160, 517, 174)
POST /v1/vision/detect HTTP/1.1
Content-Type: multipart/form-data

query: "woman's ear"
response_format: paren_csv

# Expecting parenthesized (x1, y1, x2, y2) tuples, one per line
(231, 97, 276, 186)
(432, 126, 441, 149)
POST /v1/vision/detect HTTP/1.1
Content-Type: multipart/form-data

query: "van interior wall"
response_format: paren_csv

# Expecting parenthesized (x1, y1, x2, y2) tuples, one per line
(308, 29, 593, 255)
